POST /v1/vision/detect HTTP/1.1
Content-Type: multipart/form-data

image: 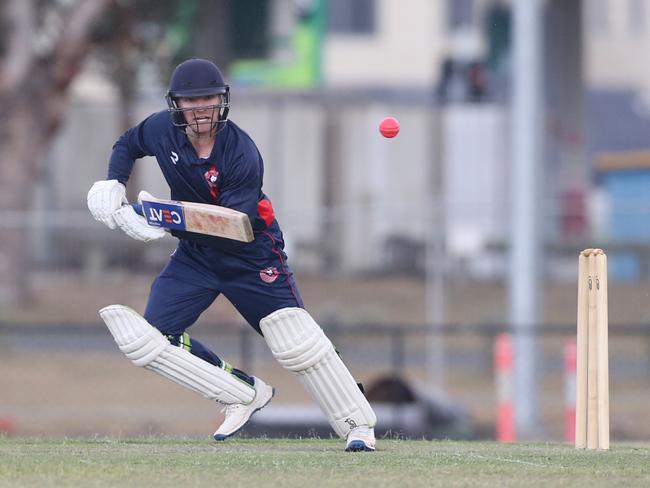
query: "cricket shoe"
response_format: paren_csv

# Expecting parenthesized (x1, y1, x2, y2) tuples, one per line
(213, 377, 274, 441)
(345, 426, 376, 452)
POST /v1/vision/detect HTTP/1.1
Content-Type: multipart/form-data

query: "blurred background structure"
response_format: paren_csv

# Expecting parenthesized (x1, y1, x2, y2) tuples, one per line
(2, 0, 650, 442)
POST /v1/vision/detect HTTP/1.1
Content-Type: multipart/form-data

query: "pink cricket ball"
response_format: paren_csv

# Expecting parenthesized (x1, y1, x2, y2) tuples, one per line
(379, 116, 400, 138)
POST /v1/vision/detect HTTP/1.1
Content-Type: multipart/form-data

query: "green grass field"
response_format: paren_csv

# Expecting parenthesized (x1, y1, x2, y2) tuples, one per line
(1, 437, 649, 487)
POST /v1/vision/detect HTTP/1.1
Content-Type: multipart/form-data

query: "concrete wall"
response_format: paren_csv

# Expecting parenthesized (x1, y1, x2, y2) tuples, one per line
(444, 104, 509, 261)
(324, 0, 447, 88)
(584, 0, 650, 91)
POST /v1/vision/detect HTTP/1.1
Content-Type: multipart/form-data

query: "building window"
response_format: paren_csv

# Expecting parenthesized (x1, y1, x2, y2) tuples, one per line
(328, 0, 375, 34)
(628, 0, 645, 35)
(447, 0, 474, 30)
(230, 0, 270, 58)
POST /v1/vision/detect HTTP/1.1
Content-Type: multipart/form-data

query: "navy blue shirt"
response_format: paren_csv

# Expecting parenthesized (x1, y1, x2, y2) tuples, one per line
(108, 111, 280, 251)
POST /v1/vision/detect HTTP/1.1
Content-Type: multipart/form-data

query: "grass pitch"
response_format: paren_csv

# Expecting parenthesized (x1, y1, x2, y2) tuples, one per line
(1, 437, 649, 488)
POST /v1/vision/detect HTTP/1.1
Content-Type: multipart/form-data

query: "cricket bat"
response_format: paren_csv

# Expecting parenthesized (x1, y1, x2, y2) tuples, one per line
(132, 196, 254, 243)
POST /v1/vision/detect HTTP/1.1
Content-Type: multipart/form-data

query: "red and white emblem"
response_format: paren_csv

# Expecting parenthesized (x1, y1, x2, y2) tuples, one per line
(260, 267, 279, 283)
(204, 165, 219, 201)
(204, 166, 219, 188)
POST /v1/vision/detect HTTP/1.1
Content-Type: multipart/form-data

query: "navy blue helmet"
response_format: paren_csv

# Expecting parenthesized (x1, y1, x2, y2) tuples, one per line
(165, 58, 230, 133)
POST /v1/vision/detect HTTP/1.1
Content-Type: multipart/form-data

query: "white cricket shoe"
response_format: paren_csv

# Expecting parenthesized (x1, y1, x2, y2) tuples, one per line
(345, 426, 376, 452)
(213, 377, 274, 441)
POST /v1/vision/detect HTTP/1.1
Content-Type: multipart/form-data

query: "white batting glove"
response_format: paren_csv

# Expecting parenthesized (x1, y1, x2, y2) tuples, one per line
(113, 205, 166, 242)
(87, 179, 127, 229)
(137, 190, 157, 205)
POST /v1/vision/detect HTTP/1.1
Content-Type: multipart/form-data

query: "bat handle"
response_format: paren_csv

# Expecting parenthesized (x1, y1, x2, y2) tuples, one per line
(131, 203, 144, 216)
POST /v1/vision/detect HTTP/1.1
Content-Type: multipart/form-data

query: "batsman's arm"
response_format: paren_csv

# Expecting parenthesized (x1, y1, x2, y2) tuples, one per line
(216, 152, 262, 224)
(90, 117, 152, 230)
(107, 113, 162, 184)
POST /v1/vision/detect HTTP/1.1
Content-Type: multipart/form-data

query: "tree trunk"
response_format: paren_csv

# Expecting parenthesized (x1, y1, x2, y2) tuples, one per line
(0, 0, 112, 306)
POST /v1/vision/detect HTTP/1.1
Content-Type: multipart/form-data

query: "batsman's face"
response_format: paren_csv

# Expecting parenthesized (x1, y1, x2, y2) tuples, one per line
(177, 95, 221, 135)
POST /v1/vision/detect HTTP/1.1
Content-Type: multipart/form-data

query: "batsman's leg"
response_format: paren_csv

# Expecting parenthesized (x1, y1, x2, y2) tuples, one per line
(143, 244, 275, 439)
(162, 332, 275, 440)
(99, 305, 273, 440)
(260, 307, 377, 451)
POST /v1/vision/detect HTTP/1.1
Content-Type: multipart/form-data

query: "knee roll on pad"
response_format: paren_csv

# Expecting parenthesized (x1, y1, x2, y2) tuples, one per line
(260, 307, 376, 438)
(99, 305, 254, 404)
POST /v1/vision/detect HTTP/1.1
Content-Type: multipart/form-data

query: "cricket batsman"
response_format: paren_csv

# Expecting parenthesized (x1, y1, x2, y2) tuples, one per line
(87, 58, 376, 451)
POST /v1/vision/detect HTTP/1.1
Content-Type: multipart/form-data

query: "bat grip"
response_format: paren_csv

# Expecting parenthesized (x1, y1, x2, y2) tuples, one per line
(131, 203, 144, 216)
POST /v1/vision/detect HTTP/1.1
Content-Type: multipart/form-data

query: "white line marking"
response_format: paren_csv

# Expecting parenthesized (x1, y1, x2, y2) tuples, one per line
(453, 452, 566, 468)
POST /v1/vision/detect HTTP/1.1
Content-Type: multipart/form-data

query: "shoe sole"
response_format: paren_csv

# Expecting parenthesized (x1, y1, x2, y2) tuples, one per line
(213, 386, 275, 441)
(345, 440, 375, 452)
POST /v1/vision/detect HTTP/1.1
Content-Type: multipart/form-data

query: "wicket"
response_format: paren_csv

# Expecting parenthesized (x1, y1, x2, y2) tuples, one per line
(575, 248, 609, 450)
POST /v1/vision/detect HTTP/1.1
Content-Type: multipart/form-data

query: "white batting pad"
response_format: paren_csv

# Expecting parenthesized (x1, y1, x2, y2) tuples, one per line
(99, 305, 255, 404)
(87, 179, 126, 230)
(112, 205, 166, 242)
(260, 307, 376, 438)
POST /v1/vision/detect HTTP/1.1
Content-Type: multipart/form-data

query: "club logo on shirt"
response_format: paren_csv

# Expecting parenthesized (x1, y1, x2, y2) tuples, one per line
(259, 267, 280, 283)
(170, 151, 179, 164)
(204, 167, 219, 187)
(204, 165, 220, 201)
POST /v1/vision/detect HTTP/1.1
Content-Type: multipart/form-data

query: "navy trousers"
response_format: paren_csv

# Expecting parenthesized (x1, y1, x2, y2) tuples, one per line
(143, 233, 304, 384)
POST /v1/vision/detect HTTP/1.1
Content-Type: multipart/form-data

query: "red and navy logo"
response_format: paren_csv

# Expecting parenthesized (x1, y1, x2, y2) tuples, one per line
(259, 267, 280, 283)
(204, 165, 219, 201)
(204, 167, 219, 186)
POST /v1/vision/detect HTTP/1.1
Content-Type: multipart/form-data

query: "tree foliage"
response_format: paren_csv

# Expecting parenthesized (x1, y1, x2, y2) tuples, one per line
(0, 0, 209, 305)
